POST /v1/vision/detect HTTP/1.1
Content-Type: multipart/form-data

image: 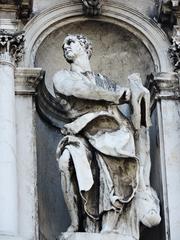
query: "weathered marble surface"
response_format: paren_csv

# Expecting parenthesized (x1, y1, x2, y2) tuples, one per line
(0, 62, 18, 235)
(59, 232, 136, 240)
(160, 100, 180, 239)
(53, 34, 160, 240)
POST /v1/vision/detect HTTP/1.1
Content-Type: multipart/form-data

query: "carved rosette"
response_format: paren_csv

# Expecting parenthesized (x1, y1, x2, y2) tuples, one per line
(0, 30, 25, 65)
(81, 0, 103, 16)
(171, 0, 180, 7)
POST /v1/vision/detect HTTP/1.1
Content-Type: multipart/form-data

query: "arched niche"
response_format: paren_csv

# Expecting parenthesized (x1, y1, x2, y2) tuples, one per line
(35, 20, 156, 93)
(24, 1, 172, 72)
(26, 2, 172, 240)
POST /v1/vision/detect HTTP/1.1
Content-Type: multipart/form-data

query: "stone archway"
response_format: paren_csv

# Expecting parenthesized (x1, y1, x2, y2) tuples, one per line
(24, 2, 173, 240)
(24, 1, 172, 72)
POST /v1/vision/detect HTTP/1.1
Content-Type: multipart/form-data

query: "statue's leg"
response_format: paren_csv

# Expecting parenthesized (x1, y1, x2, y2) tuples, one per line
(101, 210, 120, 233)
(58, 149, 79, 232)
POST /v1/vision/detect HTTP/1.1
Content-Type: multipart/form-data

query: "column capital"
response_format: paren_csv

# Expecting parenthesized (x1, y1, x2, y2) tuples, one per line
(154, 72, 179, 92)
(149, 72, 180, 109)
(0, 30, 24, 65)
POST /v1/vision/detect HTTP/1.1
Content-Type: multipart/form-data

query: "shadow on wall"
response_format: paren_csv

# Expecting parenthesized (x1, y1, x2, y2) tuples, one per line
(36, 113, 70, 240)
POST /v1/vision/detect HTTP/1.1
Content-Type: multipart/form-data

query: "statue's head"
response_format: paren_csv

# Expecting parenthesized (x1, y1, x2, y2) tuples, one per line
(62, 34, 93, 63)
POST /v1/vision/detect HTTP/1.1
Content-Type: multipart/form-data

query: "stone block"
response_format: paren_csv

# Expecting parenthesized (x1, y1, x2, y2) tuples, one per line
(59, 232, 136, 240)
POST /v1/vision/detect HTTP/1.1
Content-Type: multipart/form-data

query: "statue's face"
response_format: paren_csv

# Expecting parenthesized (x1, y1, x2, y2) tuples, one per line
(63, 36, 86, 63)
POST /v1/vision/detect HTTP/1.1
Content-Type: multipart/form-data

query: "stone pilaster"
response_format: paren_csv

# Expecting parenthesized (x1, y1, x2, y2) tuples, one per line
(15, 67, 43, 240)
(0, 30, 24, 237)
(150, 72, 180, 240)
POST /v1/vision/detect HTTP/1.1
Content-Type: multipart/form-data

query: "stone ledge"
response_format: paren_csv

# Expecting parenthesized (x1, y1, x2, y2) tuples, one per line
(59, 232, 136, 240)
(0, 236, 24, 240)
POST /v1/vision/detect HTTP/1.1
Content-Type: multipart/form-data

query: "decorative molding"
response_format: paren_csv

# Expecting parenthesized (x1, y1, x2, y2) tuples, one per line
(0, 0, 32, 21)
(0, 19, 20, 32)
(149, 72, 180, 110)
(15, 67, 44, 95)
(81, 0, 103, 16)
(0, 30, 24, 64)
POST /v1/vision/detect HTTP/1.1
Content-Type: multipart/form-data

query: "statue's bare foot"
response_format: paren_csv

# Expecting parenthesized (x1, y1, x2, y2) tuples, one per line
(66, 224, 78, 232)
(101, 225, 113, 234)
(60, 223, 78, 239)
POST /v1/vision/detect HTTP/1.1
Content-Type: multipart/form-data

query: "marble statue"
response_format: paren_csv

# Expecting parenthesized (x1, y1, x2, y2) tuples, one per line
(53, 34, 161, 240)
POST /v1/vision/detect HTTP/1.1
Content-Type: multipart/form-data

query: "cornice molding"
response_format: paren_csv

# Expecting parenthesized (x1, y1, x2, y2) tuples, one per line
(149, 72, 180, 111)
(15, 67, 44, 95)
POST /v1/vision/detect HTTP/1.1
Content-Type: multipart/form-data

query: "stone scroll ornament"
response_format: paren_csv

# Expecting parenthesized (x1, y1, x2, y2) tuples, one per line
(81, 0, 103, 15)
(53, 34, 161, 240)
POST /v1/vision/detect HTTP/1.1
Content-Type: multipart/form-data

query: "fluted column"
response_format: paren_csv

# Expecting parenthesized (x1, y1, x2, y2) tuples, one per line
(0, 30, 24, 236)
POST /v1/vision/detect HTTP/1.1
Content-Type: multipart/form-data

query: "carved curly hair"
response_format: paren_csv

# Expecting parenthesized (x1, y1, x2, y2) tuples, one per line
(63, 34, 93, 59)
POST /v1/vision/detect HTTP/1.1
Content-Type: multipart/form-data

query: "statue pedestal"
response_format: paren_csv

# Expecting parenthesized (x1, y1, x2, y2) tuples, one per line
(59, 233, 136, 240)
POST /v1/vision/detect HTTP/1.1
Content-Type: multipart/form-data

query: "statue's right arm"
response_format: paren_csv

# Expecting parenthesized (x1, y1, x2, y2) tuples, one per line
(53, 70, 129, 104)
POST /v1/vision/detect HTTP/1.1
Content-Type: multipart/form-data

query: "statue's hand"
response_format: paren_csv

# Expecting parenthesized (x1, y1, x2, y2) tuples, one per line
(61, 125, 75, 135)
(124, 88, 131, 101)
(128, 73, 142, 83)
